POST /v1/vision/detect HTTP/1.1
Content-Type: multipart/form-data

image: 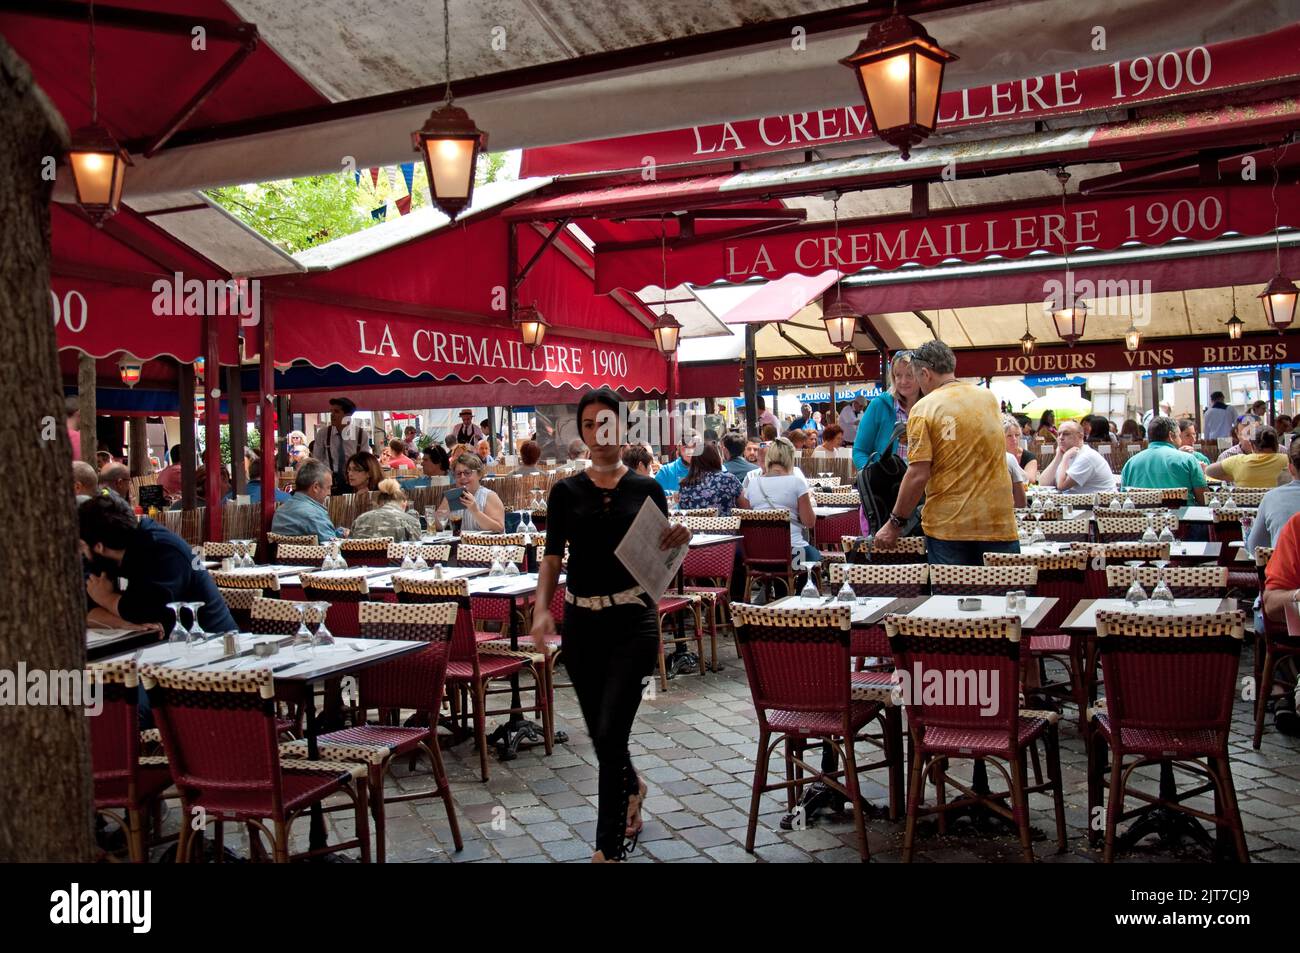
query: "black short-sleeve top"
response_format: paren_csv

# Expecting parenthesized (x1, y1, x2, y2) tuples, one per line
(543, 471, 668, 597)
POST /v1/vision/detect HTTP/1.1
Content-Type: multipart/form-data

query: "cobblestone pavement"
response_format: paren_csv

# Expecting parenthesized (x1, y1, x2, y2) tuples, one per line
(151, 638, 1300, 863)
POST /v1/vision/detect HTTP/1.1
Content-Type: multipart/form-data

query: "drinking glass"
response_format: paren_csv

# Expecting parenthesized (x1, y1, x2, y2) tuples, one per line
(1124, 571, 1148, 608)
(311, 602, 335, 647)
(291, 603, 314, 652)
(400, 543, 416, 571)
(1208, 485, 1221, 508)
(489, 546, 505, 577)
(184, 602, 207, 645)
(424, 507, 438, 532)
(1158, 519, 1176, 544)
(1141, 512, 1158, 543)
(1150, 567, 1175, 608)
(166, 601, 188, 644)
(412, 547, 429, 571)
(836, 578, 855, 602)
(1223, 485, 1237, 510)
(1121, 492, 1135, 510)
(1108, 494, 1122, 510)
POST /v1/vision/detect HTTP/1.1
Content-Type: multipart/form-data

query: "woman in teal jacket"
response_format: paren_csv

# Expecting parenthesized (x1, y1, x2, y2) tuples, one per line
(852, 353, 920, 533)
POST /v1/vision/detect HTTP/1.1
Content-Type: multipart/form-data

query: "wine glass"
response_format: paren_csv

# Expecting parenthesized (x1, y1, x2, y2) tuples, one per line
(184, 602, 207, 645)
(242, 539, 257, 568)
(1141, 512, 1158, 543)
(424, 507, 438, 532)
(836, 575, 855, 602)
(531, 487, 544, 510)
(1150, 564, 1175, 608)
(311, 602, 335, 647)
(333, 541, 348, 570)
(166, 601, 189, 644)
(1208, 484, 1222, 508)
(412, 546, 429, 571)
(1223, 484, 1237, 510)
(1124, 565, 1149, 608)
(1108, 493, 1122, 510)
(489, 546, 505, 577)
(1158, 515, 1176, 544)
(1121, 491, 1135, 510)
(400, 543, 416, 571)
(504, 557, 521, 577)
(291, 603, 314, 653)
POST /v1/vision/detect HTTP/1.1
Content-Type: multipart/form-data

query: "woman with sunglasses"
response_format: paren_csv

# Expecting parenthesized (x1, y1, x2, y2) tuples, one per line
(531, 387, 691, 863)
(851, 351, 921, 534)
(434, 453, 505, 533)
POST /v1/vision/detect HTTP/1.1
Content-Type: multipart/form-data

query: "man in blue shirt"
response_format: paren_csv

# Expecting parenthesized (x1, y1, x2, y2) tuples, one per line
(1247, 441, 1300, 554)
(223, 454, 291, 504)
(654, 432, 699, 493)
(271, 459, 345, 541)
(1120, 416, 1206, 505)
(720, 432, 758, 480)
(787, 404, 818, 432)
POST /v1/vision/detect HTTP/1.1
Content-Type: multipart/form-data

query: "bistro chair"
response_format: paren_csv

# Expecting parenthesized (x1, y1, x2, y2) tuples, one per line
(1095, 511, 1180, 542)
(986, 551, 1089, 727)
(1097, 489, 1162, 509)
(455, 543, 529, 632)
(1210, 508, 1262, 592)
(1015, 506, 1063, 521)
(738, 509, 802, 600)
(732, 603, 902, 861)
(386, 542, 452, 566)
(218, 587, 260, 631)
(1252, 546, 1300, 749)
(1158, 487, 1191, 509)
(1055, 493, 1096, 511)
(266, 532, 317, 562)
(340, 536, 394, 566)
(299, 573, 371, 637)
(277, 543, 329, 567)
(679, 516, 742, 668)
(211, 569, 282, 596)
(248, 597, 330, 740)
(460, 532, 542, 548)
(652, 592, 707, 692)
(843, 535, 926, 565)
(1087, 611, 1249, 863)
(884, 614, 1067, 863)
(278, 601, 462, 862)
(1104, 565, 1229, 599)
(202, 541, 237, 560)
(88, 659, 174, 862)
(1225, 488, 1267, 507)
(141, 664, 371, 864)
(929, 564, 1037, 597)
(1026, 518, 1091, 542)
(392, 576, 549, 781)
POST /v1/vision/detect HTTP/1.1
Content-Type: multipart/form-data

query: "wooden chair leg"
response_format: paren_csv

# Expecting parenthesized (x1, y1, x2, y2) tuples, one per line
(354, 782, 371, 864)
(746, 727, 771, 854)
(273, 820, 290, 863)
(1103, 749, 1125, 863)
(1045, 726, 1067, 853)
(1009, 754, 1034, 863)
(1253, 645, 1276, 749)
(127, 808, 147, 863)
(841, 737, 870, 862)
(656, 616, 669, 692)
(902, 747, 927, 863)
(1210, 755, 1251, 863)
(425, 737, 463, 852)
(370, 767, 387, 864)
(473, 682, 490, 782)
(934, 757, 949, 835)
(885, 707, 904, 822)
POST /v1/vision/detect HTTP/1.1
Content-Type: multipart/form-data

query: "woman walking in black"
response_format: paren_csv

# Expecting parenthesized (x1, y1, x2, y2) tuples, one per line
(532, 388, 691, 862)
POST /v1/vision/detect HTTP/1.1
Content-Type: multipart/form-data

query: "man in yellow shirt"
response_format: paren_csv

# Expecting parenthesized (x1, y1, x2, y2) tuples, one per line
(873, 339, 1020, 564)
(1206, 426, 1289, 488)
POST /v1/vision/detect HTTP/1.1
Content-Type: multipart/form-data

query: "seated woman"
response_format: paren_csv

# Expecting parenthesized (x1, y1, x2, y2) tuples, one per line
(621, 443, 653, 477)
(1036, 410, 1057, 440)
(514, 440, 545, 475)
(386, 439, 418, 470)
(679, 443, 749, 516)
(345, 451, 383, 493)
(1206, 426, 1289, 488)
(741, 436, 819, 563)
(435, 452, 506, 533)
(286, 430, 310, 462)
(350, 479, 423, 541)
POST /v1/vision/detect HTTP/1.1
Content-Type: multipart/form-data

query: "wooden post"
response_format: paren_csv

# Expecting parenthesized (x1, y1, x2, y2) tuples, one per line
(127, 417, 148, 476)
(226, 364, 245, 495)
(77, 353, 96, 464)
(203, 317, 222, 542)
(1193, 366, 1202, 434)
(743, 323, 758, 435)
(178, 360, 196, 508)
(259, 299, 277, 546)
(276, 394, 292, 470)
(0, 35, 94, 861)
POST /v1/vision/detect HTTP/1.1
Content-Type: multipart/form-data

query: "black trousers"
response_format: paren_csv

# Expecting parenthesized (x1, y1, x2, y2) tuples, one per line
(561, 601, 659, 857)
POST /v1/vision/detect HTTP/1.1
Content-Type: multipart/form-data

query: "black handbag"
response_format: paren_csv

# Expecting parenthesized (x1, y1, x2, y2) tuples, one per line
(856, 419, 922, 536)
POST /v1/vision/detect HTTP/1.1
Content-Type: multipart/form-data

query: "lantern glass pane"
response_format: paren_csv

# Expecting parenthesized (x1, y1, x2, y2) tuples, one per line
(858, 50, 913, 130)
(913, 52, 944, 130)
(1267, 291, 1298, 329)
(656, 325, 680, 354)
(423, 137, 475, 199)
(70, 150, 117, 205)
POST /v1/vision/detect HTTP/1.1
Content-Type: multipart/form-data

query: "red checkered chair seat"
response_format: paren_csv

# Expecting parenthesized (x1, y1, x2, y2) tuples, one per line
(918, 714, 1057, 759)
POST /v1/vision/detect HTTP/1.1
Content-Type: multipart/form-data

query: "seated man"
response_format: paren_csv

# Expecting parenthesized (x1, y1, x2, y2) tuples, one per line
(400, 446, 451, 489)
(72, 460, 98, 503)
(80, 492, 235, 633)
(654, 433, 697, 493)
(156, 446, 184, 498)
(1040, 418, 1116, 495)
(223, 453, 291, 504)
(100, 463, 133, 506)
(721, 431, 758, 479)
(1247, 440, 1300, 554)
(271, 459, 345, 541)
(1119, 415, 1206, 505)
(385, 438, 418, 470)
(1258, 511, 1300, 735)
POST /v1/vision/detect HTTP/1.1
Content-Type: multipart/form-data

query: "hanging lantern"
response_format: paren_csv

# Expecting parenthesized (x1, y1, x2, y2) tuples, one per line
(838, 11, 957, 160)
(69, 124, 130, 226)
(845, 348, 861, 365)
(1124, 323, 1142, 351)
(1050, 297, 1088, 345)
(1259, 272, 1299, 333)
(652, 311, 682, 355)
(1020, 303, 1036, 356)
(1226, 286, 1244, 339)
(412, 0, 486, 220)
(513, 303, 549, 349)
(117, 354, 142, 387)
(822, 298, 859, 349)
(1048, 169, 1087, 344)
(68, 0, 130, 224)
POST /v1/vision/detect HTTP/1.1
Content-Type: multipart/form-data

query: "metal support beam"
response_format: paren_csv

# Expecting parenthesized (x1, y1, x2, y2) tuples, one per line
(513, 218, 569, 288)
(203, 317, 222, 542)
(912, 310, 939, 339)
(142, 37, 259, 158)
(178, 360, 196, 508)
(226, 364, 245, 496)
(743, 324, 758, 436)
(260, 301, 277, 547)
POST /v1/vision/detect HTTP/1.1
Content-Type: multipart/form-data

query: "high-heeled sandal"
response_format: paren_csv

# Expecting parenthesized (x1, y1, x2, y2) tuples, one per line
(625, 777, 647, 838)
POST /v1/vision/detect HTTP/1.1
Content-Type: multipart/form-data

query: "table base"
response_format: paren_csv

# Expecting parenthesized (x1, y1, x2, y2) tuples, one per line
(1114, 762, 1214, 855)
(488, 716, 568, 761)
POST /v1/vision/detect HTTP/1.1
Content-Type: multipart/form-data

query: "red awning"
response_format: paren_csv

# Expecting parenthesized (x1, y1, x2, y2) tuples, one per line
(263, 208, 667, 396)
(720, 270, 839, 324)
(50, 204, 243, 364)
(594, 184, 1300, 293)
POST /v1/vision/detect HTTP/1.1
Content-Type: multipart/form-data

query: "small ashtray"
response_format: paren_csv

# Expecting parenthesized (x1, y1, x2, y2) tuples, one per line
(253, 642, 278, 658)
(957, 597, 983, 611)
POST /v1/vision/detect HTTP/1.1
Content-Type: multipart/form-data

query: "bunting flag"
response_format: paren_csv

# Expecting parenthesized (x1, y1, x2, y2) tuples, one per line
(385, 166, 399, 192)
(352, 170, 361, 186)
(395, 195, 412, 216)
(370, 204, 387, 222)
(400, 162, 415, 196)
(368, 167, 380, 187)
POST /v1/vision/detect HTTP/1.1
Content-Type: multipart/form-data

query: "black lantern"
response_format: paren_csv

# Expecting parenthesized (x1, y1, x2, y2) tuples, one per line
(412, 0, 486, 220)
(652, 311, 682, 356)
(822, 298, 858, 350)
(1124, 322, 1141, 351)
(1260, 272, 1299, 333)
(1226, 286, 1244, 340)
(68, 0, 130, 225)
(839, 11, 957, 160)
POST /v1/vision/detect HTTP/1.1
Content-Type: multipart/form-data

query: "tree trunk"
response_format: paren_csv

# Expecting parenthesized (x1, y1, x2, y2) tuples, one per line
(0, 38, 93, 861)
(77, 354, 96, 464)
(128, 417, 148, 476)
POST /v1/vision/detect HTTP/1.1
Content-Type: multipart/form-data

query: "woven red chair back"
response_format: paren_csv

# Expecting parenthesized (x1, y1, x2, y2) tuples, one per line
(885, 617, 1023, 740)
(739, 519, 793, 568)
(355, 602, 454, 712)
(732, 605, 852, 719)
(299, 584, 366, 637)
(88, 662, 140, 801)
(683, 541, 738, 580)
(1096, 611, 1243, 735)
(143, 668, 284, 816)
